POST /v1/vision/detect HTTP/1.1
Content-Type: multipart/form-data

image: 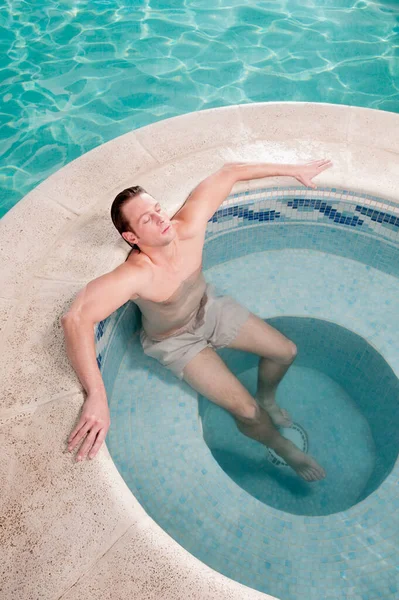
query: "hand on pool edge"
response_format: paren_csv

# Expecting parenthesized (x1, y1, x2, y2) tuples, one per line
(66, 392, 110, 462)
(291, 158, 333, 189)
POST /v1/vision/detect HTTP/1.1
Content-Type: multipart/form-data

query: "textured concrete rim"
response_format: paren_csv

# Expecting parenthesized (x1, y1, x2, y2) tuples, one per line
(1, 102, 399, 600)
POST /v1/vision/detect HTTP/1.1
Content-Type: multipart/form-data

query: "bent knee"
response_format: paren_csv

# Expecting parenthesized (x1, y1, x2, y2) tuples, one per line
(278, 341, 297, 365)
(233, 401, 261, 424)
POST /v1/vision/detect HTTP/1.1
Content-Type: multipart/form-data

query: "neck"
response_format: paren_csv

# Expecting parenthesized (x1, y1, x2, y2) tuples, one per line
(139, 238, 180, 269)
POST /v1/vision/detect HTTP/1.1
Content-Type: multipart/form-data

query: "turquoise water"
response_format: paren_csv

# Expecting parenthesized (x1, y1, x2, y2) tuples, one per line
(1, 0, 398, 216)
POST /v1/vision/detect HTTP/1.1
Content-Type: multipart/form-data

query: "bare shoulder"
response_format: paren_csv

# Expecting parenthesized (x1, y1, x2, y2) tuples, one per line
(65, 254, 154, 322)
(170, 165, 237, 233)
(123, 250, 154, 297)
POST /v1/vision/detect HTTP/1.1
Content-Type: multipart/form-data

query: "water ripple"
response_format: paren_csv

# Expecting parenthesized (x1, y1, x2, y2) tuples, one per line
(1, 0, 398, 216)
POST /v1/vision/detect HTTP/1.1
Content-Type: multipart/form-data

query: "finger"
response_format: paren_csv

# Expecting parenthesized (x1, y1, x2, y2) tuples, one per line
(307, 158, 327, 165)
(76, 428, 99, 461)
(310, 159, 332, 168)
(68, 421, 90, 450)
(305, 178, 317, 189)
(68, 420, 87, 444)
(88, 431, 107, 459)
(318, 162, 333, 172)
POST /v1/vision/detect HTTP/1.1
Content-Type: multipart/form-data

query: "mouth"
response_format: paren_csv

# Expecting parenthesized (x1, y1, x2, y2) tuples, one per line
(162, 225, 171, 234)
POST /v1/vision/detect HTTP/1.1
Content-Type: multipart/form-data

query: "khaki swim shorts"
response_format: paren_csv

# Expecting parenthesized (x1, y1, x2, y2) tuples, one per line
(139, 284, 250, 380)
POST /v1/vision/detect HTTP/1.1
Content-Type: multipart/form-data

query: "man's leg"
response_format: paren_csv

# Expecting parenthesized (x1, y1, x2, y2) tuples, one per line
(183, 347, 325, 482)
(228, 313, 297, 427)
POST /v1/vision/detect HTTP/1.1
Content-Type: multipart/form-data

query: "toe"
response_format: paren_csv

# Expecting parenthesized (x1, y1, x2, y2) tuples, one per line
(307, 470, 316, 481)
(282, 410, 292, 423)
(313, 468, 325, 481)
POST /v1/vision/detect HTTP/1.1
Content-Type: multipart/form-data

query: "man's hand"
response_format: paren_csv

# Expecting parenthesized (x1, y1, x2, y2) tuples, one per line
(290, 158, 333, 189)
(67, 392, 110, 462)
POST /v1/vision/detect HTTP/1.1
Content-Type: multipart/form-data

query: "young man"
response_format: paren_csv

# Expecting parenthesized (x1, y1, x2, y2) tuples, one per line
(62, 158, 332, 481)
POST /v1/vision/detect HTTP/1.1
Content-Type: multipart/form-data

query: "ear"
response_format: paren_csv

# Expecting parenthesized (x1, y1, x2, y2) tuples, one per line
(122, 231, 139, 245)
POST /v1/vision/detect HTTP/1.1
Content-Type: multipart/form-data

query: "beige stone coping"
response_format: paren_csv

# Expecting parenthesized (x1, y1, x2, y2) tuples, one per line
(1, 102, 398, 600)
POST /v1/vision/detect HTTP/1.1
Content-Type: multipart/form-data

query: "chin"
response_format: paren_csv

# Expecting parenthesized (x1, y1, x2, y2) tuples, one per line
(164, 227, 176, 241)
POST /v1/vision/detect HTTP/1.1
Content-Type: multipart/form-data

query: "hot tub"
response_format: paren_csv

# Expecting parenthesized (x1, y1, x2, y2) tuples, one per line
(96, 185, 399, 600)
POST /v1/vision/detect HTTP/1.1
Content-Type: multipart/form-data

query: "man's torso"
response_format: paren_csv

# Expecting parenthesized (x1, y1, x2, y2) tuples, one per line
(127, 221, 207, 339)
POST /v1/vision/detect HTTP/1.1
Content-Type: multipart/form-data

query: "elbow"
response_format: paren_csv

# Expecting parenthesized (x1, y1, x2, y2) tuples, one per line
(60, 312, 79, 327)
(223, 162, 238, 170)
(223, 162, 242, 180)
(223, 162, 245, 171)
(60, 311, 95, 329)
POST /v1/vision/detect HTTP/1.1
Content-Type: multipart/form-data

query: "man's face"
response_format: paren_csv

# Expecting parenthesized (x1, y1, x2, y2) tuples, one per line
(122, 192, 176, 248)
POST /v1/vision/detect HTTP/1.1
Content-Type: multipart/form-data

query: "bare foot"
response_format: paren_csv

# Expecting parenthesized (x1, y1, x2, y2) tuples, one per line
(275, 438, 326, 482)
(259, 399, 292, 428)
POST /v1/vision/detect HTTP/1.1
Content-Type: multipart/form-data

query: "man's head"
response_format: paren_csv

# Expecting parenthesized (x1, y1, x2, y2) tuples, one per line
(111, 186, 176, 250)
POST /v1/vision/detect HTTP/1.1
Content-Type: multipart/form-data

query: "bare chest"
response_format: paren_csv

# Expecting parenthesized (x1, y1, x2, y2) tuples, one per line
(128, 227, 206, 303)
(142, 261, 204, 303)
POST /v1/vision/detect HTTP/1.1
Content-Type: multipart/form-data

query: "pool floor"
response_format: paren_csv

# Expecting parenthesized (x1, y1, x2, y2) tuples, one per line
(107, 247, 399, 600)
(200, 363, 375, 516)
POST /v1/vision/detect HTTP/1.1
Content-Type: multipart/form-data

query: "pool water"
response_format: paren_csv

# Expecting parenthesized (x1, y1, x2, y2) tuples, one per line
(2, 0, 398, 215)
(199, 250, 399, 516)
(96, 187, 399, 600)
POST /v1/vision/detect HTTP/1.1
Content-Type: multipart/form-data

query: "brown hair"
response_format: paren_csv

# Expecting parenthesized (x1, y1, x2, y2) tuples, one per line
(110, 185, 147, 252)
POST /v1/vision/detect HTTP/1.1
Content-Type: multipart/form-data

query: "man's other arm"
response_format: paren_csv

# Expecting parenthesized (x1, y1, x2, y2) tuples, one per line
(172, 158, 332, 236)
(61, 262, 148, 461)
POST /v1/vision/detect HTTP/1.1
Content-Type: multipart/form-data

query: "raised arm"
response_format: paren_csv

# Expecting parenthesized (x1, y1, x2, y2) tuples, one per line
(172, 164, 239, 236)
(173, 158, 332, 236)
(61, 262, 149, 462)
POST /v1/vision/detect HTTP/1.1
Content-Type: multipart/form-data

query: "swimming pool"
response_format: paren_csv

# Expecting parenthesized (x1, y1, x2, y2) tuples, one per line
(2, 0, 398, 216)
(96, 185, 399, 600)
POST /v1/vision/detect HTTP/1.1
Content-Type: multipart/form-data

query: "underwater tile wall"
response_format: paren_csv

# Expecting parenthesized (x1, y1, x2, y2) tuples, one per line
(204, 188, 399, 277)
